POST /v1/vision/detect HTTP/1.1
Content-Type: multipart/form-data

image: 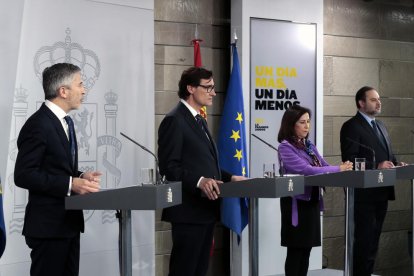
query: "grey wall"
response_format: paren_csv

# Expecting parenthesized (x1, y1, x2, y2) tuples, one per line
(323, 0, 414, 275)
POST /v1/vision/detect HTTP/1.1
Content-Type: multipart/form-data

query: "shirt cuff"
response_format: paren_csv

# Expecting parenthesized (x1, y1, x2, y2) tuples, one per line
(67, 176, 72, 196)
(197, 176, 204, 188)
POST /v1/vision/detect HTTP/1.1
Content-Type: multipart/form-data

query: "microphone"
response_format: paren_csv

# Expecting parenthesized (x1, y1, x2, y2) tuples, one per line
(251, 134, 285, 176)
(345, 137, 376, 169)
(120, 132, 164, 185)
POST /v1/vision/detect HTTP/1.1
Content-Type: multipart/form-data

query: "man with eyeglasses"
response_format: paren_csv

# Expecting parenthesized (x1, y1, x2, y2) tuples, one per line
(158, 66, 245, 276)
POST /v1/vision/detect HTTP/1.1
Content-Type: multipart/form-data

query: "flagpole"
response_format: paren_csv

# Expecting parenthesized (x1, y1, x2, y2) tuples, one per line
(229, 36, 259, 276)
(219, 41, 250, 276)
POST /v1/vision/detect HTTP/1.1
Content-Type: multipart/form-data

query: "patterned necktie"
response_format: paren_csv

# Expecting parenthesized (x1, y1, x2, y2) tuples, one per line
(64, 115, 76, 166)
(371, 120, 386, 149)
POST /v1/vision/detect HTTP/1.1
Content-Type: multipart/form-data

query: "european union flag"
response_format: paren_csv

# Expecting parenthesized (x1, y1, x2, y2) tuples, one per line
(0, 176, 6, 258)
(218, 44, 249, 236)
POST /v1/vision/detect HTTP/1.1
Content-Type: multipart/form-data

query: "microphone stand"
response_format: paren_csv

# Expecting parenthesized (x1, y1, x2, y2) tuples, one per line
(346, 137, 376, 169)
(120, 132, 164, 185)
(251, 134, 284, 176)
(249, 133, 284, 276)
(114, 132, 164, 276)
(344, 137, 376, 275)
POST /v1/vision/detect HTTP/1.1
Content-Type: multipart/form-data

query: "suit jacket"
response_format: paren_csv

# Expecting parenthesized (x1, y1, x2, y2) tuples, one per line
(158, 102, 231, 224)
(340, 112, 397, 202)
(14, 103, 84, 238)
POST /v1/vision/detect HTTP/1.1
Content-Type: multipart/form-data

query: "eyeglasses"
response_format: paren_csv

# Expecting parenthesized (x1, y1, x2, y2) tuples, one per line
(198, 84, 215, 93)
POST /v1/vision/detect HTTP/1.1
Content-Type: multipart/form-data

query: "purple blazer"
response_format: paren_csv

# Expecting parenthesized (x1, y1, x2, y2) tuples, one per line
(278, 140, 340, 226)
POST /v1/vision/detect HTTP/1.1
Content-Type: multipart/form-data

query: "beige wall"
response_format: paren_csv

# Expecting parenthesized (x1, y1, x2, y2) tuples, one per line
(324, 0, 414, 275)
(155, 0, 414, 275)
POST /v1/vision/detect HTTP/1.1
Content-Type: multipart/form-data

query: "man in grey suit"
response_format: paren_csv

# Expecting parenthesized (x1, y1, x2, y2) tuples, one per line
(158, 67, 245, 276)
(15, 63, 101, 276)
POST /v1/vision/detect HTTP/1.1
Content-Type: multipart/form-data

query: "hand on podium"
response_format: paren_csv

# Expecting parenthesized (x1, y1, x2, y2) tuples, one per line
(378, 160, 395, 169)
(340, 161, 353, 171)
(199, 177, 222, 200)
(72, 171, 101, 194)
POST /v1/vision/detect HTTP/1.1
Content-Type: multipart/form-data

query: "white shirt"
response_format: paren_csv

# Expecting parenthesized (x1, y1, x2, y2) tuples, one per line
(45, 100, 70, 140)
(44, 100, 73, 195)
(180, 99, 198, 118)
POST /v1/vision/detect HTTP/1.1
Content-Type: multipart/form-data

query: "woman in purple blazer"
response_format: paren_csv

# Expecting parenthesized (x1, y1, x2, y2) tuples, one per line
(277, 105, 353, 276)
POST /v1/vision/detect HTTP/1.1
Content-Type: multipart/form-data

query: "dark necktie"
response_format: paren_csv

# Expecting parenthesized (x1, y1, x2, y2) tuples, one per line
(371, 120, 386, 149)
(64, 115, 76, 166)
(195, 114, 220, 174)
(195, 114, 208, 135)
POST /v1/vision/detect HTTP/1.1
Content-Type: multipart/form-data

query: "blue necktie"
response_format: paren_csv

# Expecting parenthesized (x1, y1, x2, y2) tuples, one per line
(64, 116, 76, 166)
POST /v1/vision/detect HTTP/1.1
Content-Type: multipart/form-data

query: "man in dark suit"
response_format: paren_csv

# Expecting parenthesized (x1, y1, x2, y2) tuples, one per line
(14, 63, 101, 276)
(158, 67, 245, 276)
(340, 86, 406, 276)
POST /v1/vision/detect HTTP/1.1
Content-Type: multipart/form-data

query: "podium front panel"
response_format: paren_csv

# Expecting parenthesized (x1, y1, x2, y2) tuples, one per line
(65, 182, 182, 210)
(219, 175, 304, 198)
(363, 169, 395, 188)
(305, 169, 395, 188)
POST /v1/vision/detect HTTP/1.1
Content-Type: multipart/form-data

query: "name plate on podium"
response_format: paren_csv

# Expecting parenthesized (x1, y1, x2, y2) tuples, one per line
(65, 182, 181, 210)
(305, 169, 395, 188)
(218, 175, 304, 198)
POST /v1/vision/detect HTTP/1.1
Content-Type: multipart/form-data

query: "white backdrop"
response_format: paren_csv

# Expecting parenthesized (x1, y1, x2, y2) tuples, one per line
(250, 18, 317, 276)
(231, 1, 324, 275)
(0, 0, 155, 275)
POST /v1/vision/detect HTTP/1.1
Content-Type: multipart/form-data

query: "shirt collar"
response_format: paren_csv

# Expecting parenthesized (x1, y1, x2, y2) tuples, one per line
(45, 100, 68, 120)
(180, 99, 199, 118)
(358, 110, 375, 125)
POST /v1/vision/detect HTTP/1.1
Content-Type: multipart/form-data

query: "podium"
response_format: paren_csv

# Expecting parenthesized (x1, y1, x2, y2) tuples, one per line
(219, 175, 305, 276)
(65, 182, 182, 276)
(394, 164, 414, 276)
(305, 169, 396, 276)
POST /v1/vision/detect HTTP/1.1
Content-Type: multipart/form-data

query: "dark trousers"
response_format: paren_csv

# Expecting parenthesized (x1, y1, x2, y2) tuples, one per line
(169, 222, 215, 276)
(285, 247, 312, 276)
(353, 200, 388, 276)
(26, 235, 80, 276)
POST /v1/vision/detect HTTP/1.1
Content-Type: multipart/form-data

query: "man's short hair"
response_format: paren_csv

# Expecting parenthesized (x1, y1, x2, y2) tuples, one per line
(178, 67, 213, 100)
(42, 63, 81, 100)
(355, 86, 375, 109)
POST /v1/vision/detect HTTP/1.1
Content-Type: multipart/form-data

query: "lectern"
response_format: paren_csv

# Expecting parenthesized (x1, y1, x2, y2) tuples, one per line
(65, 182, 182, 276)
(305, 169, 396, 276)
(394, 164, 414, 276)
(219, 175, 305, 276)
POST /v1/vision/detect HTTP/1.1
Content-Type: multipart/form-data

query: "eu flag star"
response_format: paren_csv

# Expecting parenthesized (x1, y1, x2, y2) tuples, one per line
(242, 166, 246, 176)
(234, 149, 243, 161)
(236, 112, 243, 124)
(230, 130, 241, 142)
